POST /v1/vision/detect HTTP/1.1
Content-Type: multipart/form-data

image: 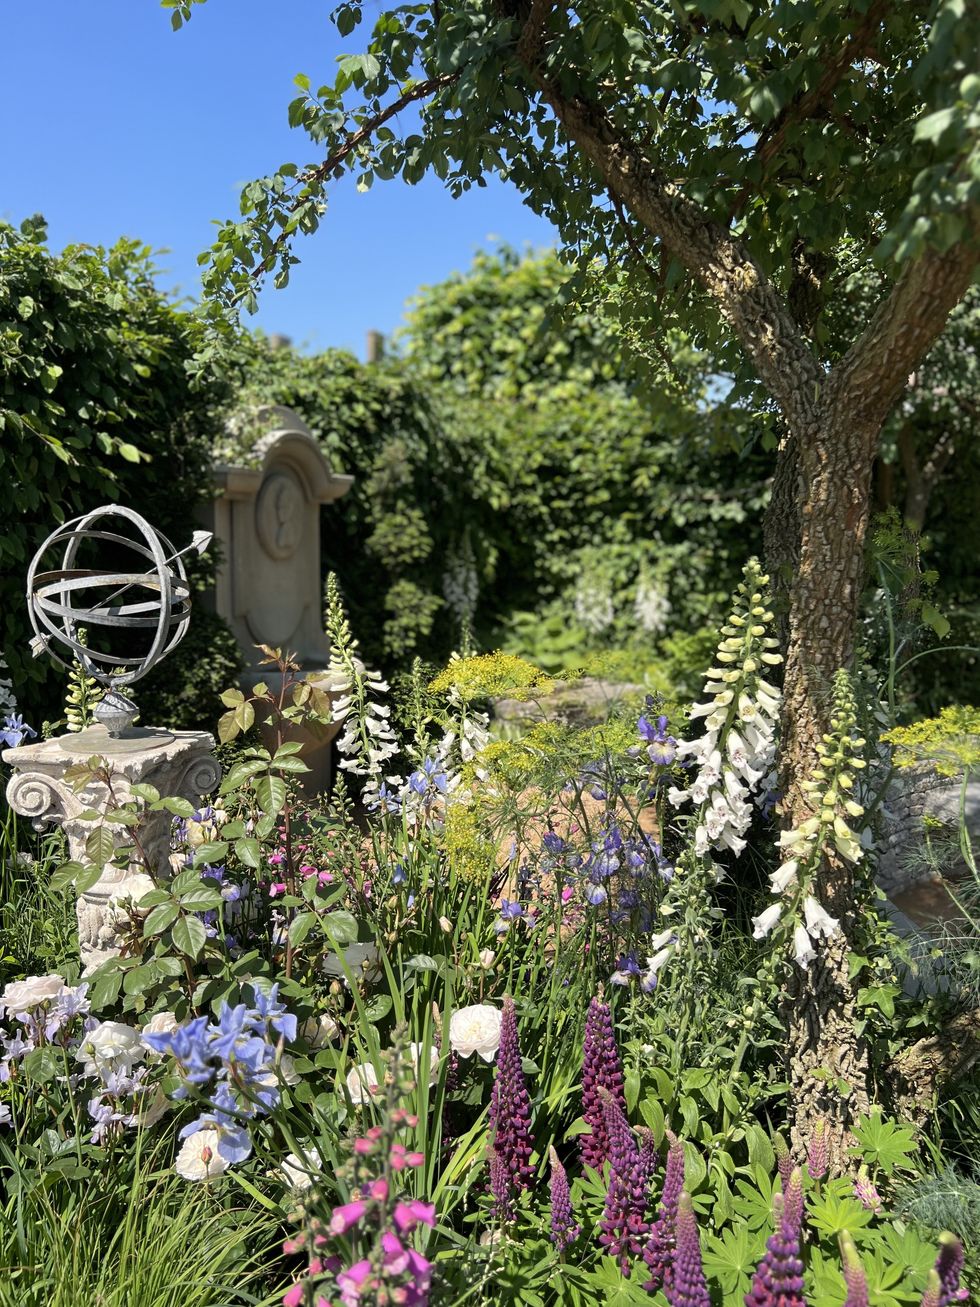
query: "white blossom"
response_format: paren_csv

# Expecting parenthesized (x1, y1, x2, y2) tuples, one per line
(803, 896, 839, 941)
(448, 1004, 502, 1061)
(0, 974, 68, 1015)
(793, 925, 816, 970)
(345, 1062, 380, 1104)
(751, 903, 782, 939)
(77, 1021, 144, 1077)
(175, 1128, 230, 1181)
(633, 581, 671, 635)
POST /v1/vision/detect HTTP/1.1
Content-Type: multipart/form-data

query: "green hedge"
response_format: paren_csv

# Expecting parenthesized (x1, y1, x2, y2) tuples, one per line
(0, 217, 237, 730)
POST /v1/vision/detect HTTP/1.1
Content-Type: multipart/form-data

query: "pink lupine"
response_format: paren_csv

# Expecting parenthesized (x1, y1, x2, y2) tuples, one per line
(841, 1234, 869, 1307)
(581, 996, 626, 1172)
(806, 1119, 828, 1181)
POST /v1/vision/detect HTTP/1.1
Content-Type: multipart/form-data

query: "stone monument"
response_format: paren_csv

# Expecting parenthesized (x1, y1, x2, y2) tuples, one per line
(4, 505, 220, 973)
(205, 405, 354, 794)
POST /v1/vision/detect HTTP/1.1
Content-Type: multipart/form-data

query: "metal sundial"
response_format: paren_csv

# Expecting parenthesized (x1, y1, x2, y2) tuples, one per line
(26, 505, 211, 750)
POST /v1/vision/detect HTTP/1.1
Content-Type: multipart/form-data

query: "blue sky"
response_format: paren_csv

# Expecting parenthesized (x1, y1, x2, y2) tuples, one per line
(0, 1, 557, 356)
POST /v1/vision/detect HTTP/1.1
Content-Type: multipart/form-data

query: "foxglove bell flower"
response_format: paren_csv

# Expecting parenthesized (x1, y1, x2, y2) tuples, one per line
(668, 560, 781, 864)
(580, 996, 626, 1172)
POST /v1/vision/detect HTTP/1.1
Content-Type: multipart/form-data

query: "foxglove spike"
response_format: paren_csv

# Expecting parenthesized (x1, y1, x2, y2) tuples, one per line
(581, 995, 626, 1172)
(667, 1192, 711, 1307)
(644, 1130, 685, 1293)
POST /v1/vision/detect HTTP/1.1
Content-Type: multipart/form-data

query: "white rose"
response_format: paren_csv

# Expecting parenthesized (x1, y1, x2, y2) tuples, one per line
(77, 1021, 144, 1076)
(449, 1004, 502, 1062)
(300, 1014, 340, 1047)
(321, 941, 380, 980)
(345, 1062, 379, 1104)
(140, 1011, 179, 1057)
(408, 1042, 440, 1086)
(0, 974, 68, 1015)
(281, 1144, 322, 1192)
(175, 1128, 229, 1181)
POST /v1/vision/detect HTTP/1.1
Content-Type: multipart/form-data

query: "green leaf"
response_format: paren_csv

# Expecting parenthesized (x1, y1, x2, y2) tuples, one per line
(323, 911, 359, 946)
(288, 911, 317, 946)
(234, 837, 263, 870)
(85, 825, 116, 866)
(143, 902, 179, 936)
(255, 773, 287, 816)
(177, 888, 224, 912)
(172, 914, 207, 959)
(193, 840, 229, 866)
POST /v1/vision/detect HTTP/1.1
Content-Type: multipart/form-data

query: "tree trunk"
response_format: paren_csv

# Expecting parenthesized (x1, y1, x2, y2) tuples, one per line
(776, 406, 878, 1169)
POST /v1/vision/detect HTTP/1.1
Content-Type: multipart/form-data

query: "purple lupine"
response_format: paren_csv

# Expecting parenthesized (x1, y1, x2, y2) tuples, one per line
(581, 995, 626, 1172)
(548, 1146, 579, 1252)
(744, 1189, 806, 1307)
(933, 1233, 968, 1305)
(840, 1234, 869, 1307)
(487, 1142, 512, 1220)
(667, 1192, 711, 1307)
(487, 995, 533, 1217)
(782, 1167, 804, 1244)
(806, 1119, 828, 1181)
(598, 1088, 652, 1272)
(644, 1130, 685, 1293)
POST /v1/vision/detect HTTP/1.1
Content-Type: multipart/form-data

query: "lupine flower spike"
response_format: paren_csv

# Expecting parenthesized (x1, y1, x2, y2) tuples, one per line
(644, 1130, 685, 1293)
(840, 1234, 869, 1307)
(932, 1233, 968, 1305)
(598, 1088, 651, 1272)
(921, 1272, 943, 1307)
(667, 1191, 711, 1307)
(773, 1133, 793, 1199)
(581, 994, 626, 1172)
(744, 1183, 805, 1307)
(806, 1119, 828, 1181)
(487, 996, 533, 1217)
(548, 1146, 579, 1252)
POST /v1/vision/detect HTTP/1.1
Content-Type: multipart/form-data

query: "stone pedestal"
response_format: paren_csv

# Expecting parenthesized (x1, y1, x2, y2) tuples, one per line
(203, 405, 355, 796)
(3, 728, 220, 974)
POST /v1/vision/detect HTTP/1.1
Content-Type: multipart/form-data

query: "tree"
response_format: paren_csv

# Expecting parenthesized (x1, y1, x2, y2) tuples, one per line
(179, 0, 979, 1167)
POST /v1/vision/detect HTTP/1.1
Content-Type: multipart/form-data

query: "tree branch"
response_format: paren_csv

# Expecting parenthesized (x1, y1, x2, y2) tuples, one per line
(536, 88, 824, 428)
(825, 231, 980, 432)
(253, 73, 460, 281)
(730, 0, 890, 217)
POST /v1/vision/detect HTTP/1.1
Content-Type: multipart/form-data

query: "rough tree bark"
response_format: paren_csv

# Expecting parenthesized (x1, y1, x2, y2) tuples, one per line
(502, 0, 980, 1170)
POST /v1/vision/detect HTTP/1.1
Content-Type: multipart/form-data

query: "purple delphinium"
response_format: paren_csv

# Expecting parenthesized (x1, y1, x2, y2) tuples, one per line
(487, 995, 533, 1217)
(933, 1233, 968, 1305)
(666, 1192, 711, 1307)
(598, 1088, 652, 1272)
(840, 1235, 869, 1307)
(580, 995, 626, 1172)
(744, 1185, 806, 1307)
(548, 1146, 579, 1252)
(643, 1130, 685, 1293)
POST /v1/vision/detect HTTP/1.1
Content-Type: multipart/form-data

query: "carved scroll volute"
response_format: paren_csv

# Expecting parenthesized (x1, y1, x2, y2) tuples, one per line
(5, 770, 74, 832)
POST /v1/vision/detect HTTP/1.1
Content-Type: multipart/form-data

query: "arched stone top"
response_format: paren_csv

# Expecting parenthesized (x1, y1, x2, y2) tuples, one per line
(214, 405, 354, 506)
